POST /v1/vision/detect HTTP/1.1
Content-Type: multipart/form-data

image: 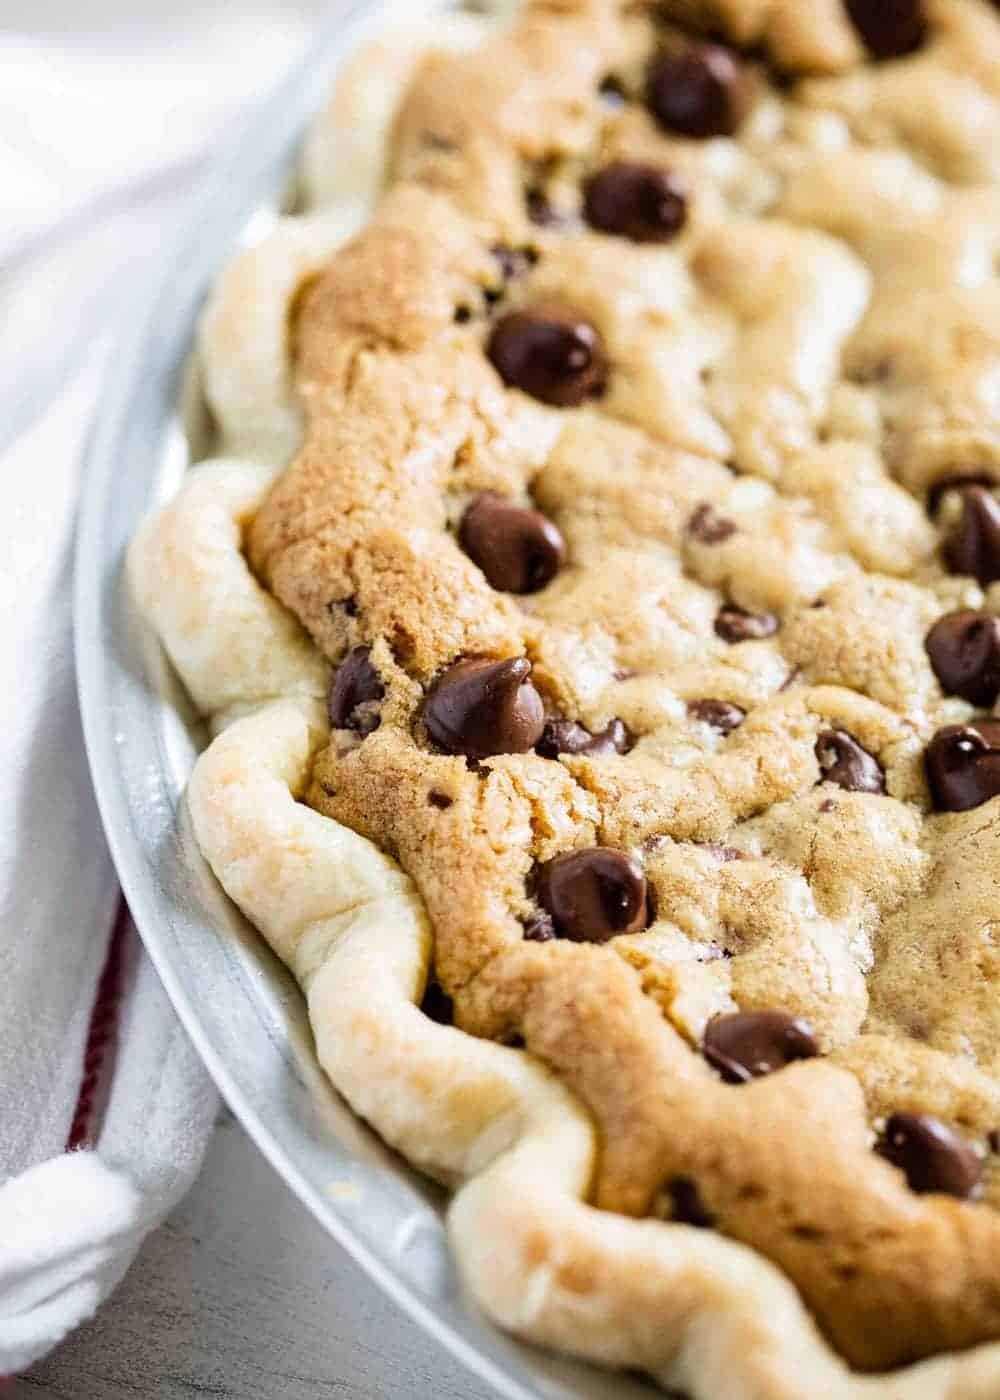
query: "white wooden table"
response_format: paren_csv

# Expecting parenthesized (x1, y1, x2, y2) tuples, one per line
(17, 1110, 496, 1400)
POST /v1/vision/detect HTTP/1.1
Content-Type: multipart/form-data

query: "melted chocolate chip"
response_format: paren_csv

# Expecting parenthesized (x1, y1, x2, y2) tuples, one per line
(458, 493, 566, 594)
(688, 699, 746, 734)
(646, 42, 748, 139)
(926, 610, 1000, 706)
(877, 1113, 982, 1198)
(328, 647, 385, 734)
(583, 161, 688, 243)
(702, 1011, 819, 1084)
(487, 306, 608, 407)
(423, 657, 545, 760)
(845, 0, 928, 59)
(815, 730, 886, 794)
(428, 790, 454, 810)
(666, 1177, 716, 1228)
(943, 486, 1000, 586)
(714, 606, 779, 643)
(925, 721, 1000, 812)
(535, 848, 649, 943)
(537, 718, 632, 759)
(688, 503, 737, 544)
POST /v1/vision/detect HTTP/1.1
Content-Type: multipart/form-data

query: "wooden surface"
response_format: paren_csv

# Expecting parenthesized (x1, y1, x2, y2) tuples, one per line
(17, 1110, 496, 1400)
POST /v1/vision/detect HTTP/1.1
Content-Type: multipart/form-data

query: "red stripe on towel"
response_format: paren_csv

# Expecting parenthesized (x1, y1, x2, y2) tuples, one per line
(66, 897, 130, 1151)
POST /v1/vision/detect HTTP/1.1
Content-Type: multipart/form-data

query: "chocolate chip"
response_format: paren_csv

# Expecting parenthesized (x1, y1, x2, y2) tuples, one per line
(925, 721, 1000, 812)
(458, 493, 566, 594)
(420, 980, 455, 1026)
(423, 657, 545, 760)
(702, 1011, 819, 1084)
(328, 647, 385, 734)
(815, 730, 886, 794)
(989, 1129, 1000, 1154)
(428, 790, 453, 810)
(943, 486, 1000, 586)
(926, 473, 995, 517)
(487, 305, 608, 407)
(926, 610, 1000, 706)
(523, 913, 556, 943)
(583, 161, 688, 243)
(666, 1177, 716, 1228)
(688, 699, 746, 734)
(688, 503, 737, 544)
(537, 718, 632, 759)
(646, 43, 748, 139)
(877, 1113, 982, 1198)
(845, 0, 927, 59)
(714, 606, 779, 643)
(535, 848, 649, 943)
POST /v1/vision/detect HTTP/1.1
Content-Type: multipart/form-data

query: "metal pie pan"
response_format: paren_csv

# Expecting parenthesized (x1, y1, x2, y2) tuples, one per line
(73, 5, 653, 1398)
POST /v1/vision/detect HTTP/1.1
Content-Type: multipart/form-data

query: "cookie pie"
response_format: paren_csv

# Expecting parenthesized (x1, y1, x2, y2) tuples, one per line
(130, 1, 1000, 1395)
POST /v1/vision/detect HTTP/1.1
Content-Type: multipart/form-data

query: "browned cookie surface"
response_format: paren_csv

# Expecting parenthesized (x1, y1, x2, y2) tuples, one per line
(248, 0, 1000, 1373)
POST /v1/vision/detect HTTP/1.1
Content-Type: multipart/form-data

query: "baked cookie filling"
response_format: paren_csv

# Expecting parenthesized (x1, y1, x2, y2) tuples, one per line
(132, 1, 1000, 1394)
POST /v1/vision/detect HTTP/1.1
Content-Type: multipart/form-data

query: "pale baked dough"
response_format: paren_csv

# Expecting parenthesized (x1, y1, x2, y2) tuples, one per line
(131, 0, 1000, 1394)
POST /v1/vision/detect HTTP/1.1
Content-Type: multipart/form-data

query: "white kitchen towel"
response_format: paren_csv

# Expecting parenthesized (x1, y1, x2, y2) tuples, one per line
(0, 0, 331, 1374)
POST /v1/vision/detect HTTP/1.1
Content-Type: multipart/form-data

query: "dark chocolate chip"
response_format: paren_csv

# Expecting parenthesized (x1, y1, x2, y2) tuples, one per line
(428, 790, 454, 810)
(420, 980, 454, 1026)
(877, 1113, 982, 1198)
(666, 1177, 716, 1229)
(328, 647, 385, 734)
(423, 657, 545, 760)
(815, 729, 886, 794)
(688, 503, 737, 544)
(714, 606, 779, 643)
(523, 913, 556, 943)
(454, 305, 473, 324)
(487, 305, 608, 407)
(989, 1129, 1000, 1154)
(845, 0, 928, 59)
(458, 492, 566, 594)
(702, 1011, 819, 1084)
(646, 42, 748, 139)
(535, 848, 649, 943)
(943, 486, 1000, 586)
(926, 473, 995, 517)
(925, 720, 1000, 812)
(537, 717, 632, 759)
(688, 699, 746, 734)
(926, 610, 1000, 706)
(583, 161, 688, 243)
